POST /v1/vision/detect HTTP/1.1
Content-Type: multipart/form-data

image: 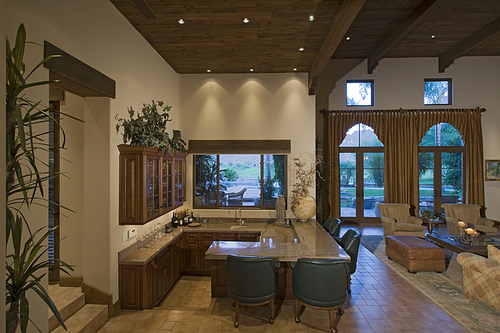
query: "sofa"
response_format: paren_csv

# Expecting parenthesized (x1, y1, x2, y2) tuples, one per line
(457, 245, 500, 311)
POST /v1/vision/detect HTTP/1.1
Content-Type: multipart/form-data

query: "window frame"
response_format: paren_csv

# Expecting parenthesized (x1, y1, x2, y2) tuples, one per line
(192, 153, 287, 210)
(424, 78, 452, 105)
(346, 79, 374, 107)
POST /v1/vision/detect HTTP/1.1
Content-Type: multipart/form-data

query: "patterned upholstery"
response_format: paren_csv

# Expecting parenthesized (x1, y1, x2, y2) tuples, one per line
(457, 245, 500, 311)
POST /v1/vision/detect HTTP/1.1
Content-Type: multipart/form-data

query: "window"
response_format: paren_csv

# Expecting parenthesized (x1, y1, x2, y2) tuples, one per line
(193, 154, 286, 209)
(339, 123, 384, 222)
(424, 79, 452, 105)
(346, 80, 374, 106)
(418, 123, 464, 212)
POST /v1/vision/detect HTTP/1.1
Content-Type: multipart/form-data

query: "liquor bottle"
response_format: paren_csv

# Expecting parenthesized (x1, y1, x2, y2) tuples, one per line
(172, 213, 178, 228)
(179, 213, 184, 226)
(183, 214, 188, 226)
(188, 212, 194, 224)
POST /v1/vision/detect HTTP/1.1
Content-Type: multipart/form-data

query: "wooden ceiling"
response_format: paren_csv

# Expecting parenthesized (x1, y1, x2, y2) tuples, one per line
(110, 0, 500, 94)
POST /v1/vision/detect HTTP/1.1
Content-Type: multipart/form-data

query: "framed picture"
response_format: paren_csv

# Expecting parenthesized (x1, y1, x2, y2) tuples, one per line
(485, 160, 500, 181)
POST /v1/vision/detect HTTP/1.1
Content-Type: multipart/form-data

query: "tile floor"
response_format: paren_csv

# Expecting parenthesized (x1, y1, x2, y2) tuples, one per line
(99, 224, 470, 333)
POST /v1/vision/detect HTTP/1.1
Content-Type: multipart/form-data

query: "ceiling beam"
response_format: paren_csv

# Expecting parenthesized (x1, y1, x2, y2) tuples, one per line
(308, 0, 366, 95)
(439, 16, 500, 72)
(367, 0, 442, 74)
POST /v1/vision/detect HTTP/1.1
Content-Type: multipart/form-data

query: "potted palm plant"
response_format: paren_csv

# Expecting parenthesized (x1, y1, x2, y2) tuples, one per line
(6, 24, 74, 333)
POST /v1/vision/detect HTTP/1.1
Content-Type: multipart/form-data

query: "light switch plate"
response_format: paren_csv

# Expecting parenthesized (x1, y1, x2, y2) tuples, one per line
(128, 228, 137, 238)
(122, 231, 128, 242)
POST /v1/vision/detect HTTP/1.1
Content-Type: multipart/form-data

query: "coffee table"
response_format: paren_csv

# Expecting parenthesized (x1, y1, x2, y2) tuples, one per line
(426, 234, 500, 257)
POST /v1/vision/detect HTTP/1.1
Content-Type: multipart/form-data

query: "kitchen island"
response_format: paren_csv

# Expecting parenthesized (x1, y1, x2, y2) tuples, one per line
(118, 219, 349, 308)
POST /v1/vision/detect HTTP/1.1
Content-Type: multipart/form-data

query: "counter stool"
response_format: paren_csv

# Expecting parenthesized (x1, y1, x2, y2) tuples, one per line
(291, 258, 349, 333)
(225, 255, 281, 327)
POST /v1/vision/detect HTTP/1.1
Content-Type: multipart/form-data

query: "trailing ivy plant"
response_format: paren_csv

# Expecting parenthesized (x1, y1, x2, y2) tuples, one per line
(6, 24, 75, 333)
(116, 101, 187, 153)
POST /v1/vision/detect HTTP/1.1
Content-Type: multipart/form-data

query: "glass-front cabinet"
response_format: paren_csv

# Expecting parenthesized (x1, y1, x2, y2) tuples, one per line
(118, 145, 186, 225)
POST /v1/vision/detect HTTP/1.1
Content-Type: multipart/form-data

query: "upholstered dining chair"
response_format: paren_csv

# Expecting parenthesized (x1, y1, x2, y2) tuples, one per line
(323, 217, 342, 238)
(291, 258, 349, 333)
(377, 203, 427, 238)
(441, 203, 498, 234)
(225, 255, 281, 327)
(340, 230, 362, 293)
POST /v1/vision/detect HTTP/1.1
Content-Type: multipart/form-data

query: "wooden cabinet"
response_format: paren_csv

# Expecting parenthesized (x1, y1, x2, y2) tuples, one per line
(119, 235, 184, 310)
(183, 231, 260, 275)
(118, 144, 186, 225)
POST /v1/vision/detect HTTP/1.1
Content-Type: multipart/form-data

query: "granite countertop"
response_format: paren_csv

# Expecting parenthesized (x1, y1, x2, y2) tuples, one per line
(119, 219, 350, 265)
(205, 220, 350, 262)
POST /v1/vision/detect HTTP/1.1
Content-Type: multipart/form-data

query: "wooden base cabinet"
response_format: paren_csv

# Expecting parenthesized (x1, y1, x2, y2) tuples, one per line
(119, 237, 184, 310)
(183, 231, 260, 275)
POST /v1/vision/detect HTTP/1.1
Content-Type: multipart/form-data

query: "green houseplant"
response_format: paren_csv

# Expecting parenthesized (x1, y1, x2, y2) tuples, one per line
(115, 101, 187, 154)
(6, 24, 74, 333)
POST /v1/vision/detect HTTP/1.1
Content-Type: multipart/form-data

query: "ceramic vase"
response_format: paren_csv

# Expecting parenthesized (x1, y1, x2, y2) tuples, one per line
(291, 194, 316, 221)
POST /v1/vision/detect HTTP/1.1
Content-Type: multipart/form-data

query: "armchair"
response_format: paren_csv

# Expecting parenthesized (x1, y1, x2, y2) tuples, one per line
(441, 204, 497, 235)
(457, 245, 500, 311)
(377, 203, 427, 239)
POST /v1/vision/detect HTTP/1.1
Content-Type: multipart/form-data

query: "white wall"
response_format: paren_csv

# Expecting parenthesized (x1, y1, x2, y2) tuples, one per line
(6, 0, 180, 319)
(328, 57, 500, 219)
(180, 73, 316, 218)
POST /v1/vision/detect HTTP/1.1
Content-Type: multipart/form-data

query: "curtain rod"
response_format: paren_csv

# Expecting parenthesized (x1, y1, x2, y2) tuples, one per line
(320, 107, 486, 114)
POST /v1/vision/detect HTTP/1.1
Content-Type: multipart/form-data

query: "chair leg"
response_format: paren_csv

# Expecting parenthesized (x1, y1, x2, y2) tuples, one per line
(294, 300, 301, 323)
(269, 299, 275, 324)
(328, 308, 337, 333)
(338, 306, 344, 315)
(234, 302, 240, 327)
(347, 275, 352, 293)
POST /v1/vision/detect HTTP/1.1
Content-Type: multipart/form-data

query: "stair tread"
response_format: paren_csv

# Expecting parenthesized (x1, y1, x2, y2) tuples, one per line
(52, 304, 108, 333)
(48, 286, 84, 318)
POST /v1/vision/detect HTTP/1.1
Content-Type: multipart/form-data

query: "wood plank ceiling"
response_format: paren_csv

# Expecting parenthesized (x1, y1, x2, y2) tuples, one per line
(110, 0, 500, 94)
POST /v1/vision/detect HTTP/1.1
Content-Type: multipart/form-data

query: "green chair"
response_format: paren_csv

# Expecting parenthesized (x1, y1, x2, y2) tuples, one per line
(226, 255, 281, 327)
(291, 258, 349, 333)
(323, 217, 342, 238)
(337, 230, 362, 293)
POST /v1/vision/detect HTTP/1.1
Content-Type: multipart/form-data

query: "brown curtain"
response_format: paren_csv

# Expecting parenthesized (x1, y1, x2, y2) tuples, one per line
(324, 108, 484, 218)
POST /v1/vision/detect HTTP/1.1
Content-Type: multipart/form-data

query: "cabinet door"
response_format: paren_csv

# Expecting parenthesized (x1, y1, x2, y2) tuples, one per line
(145, 157, 161, 219)
(239, 232, 260, 241)
(185, 240, 200, 271)
(200, 240, 214, 272)
(161, 157, 174, 212)
(216, 233, 238, 241)
(145, 261, 156, 309)
(174, 157, 183, 207)
(119, 265, 143, 310)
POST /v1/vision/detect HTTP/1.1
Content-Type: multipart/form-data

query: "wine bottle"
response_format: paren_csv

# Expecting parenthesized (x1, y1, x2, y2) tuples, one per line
(188, 212, 194, 224)
(172, 213, 178, 228)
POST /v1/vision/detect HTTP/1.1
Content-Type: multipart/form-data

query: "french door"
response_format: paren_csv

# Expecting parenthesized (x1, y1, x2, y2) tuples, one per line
(340, 147, 384, 223)
(418, 147, 464, 213)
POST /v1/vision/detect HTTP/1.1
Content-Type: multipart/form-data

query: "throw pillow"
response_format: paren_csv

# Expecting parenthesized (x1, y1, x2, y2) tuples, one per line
(488, 245, 500, 262)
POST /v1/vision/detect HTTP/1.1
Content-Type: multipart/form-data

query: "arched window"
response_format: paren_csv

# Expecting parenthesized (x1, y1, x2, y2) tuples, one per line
(339, 123, 384, 223)
(418, 123, 465, 213)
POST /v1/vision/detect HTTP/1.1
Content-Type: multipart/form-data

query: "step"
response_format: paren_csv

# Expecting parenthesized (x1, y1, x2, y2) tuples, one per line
(49, 286, 85, 332)
(52, 304, 108, 333)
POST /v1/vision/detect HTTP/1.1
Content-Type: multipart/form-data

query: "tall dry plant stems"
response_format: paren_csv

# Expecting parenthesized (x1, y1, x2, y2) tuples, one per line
(291, 152, 324, 204)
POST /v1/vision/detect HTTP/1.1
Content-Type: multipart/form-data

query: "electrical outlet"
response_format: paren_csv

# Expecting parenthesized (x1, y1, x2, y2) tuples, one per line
(128, 227, 137, 238)
(122, 231, 128, 242)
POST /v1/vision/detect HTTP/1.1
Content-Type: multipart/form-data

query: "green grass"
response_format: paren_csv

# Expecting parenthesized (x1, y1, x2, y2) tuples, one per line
(236, 166, 260, 178)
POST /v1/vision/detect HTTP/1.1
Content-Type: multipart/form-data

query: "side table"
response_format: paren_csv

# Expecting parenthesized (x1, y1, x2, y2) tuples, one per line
(423, 219, 445, 234)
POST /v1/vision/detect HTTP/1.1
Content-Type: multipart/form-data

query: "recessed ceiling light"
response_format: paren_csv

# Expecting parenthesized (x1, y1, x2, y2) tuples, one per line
(346, 36, 350, 40)
(309, 15, 315, 21)
(299, 47, 304, 51)
(431, 35, 436, 39)
(178, 18, 184, 24)
(293, 68, 298, 71)
(243, 17, 250, 23)
(207, 69, 211, 73)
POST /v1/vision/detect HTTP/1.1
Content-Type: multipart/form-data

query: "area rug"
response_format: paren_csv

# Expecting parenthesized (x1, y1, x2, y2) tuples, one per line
(360, 235, 500, 333)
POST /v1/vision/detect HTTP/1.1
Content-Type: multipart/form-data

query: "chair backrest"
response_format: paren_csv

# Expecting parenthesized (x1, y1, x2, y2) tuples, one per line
(226, 255, 280, 303)
(377, 203, 411, 223)
(328, 218, 342, 238)
(339, 229, 357, 247)
(342, 231, 362, 275)
(442, 204, 481, 225)
(322, 218, 336, 232)
(291, 258, 348, 308)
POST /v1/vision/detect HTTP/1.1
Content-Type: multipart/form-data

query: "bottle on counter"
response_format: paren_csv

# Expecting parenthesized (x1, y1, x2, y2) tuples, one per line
(188, 212, 194, 224)
(179, 213, 184, 226)
(172, 213, 178, 228)
(183, 214, 188, 226)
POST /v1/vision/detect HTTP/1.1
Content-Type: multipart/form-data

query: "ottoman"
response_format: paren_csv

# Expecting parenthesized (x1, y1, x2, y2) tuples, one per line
(385, 236, 446, 273)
